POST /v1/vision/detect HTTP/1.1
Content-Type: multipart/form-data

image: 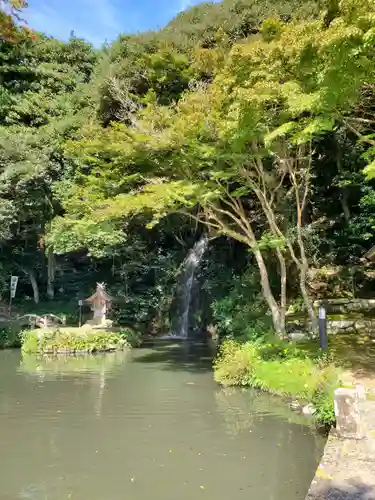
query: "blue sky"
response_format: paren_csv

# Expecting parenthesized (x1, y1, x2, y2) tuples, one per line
(25, 0, 210, 47)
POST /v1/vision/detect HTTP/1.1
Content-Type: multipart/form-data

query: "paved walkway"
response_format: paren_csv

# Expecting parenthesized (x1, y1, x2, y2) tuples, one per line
(306, 400, 375, 500)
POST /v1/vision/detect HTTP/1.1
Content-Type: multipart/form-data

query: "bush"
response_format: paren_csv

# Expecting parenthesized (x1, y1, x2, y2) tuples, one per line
(256, 336, 306, 361)
(21, 327, 130, 355)
(214, 338, 340, 426)
(119, 327, 142, 347)
(213, 339, 259, 386)
(0, 326, 21, 349)
(210, 270, 272, 341)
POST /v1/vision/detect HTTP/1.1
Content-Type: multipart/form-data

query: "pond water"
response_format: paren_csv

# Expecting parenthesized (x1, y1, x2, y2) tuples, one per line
(0, 342, 325, 500)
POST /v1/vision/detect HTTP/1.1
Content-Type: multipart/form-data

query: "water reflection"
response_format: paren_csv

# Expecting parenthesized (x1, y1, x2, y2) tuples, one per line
(19, 351, 129, 380)
(0, 346, 324, 500)
(215, 387, 324, 466)
(215, 386, 309, 437)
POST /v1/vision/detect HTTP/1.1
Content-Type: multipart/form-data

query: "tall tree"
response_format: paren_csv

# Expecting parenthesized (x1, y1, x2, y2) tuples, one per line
(48, 0, 375, 335)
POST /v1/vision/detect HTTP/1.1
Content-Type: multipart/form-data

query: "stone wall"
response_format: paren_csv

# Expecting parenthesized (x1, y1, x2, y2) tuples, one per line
(314, 298, 375, 314)
(327, 318, 375, 336)
(287, 298, 375, 337)
(305, 391, 375, 500)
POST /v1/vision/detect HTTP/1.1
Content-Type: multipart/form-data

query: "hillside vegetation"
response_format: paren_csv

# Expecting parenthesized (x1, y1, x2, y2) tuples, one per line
(1, 0, 375, 339)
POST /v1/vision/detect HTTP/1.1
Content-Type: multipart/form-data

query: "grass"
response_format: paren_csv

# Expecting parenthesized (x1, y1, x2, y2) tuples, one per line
(299, 333, 375, 399)
(214, 338, 340, 426)
(21, 327, 130, 355)
(300, 333, 375, 372)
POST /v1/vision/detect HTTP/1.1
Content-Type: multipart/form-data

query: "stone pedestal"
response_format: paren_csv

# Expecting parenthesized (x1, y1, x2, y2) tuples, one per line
(334, 387, 366, 439)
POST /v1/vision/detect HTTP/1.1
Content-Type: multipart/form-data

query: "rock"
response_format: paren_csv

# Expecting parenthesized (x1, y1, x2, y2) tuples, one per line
(290, 400, 301, 411)
(355, 384, 366, 402)
(329, 320, 355, 333)
(302, 404, 316, 416)
(290, 332, 308, 341)
(355, 320, 368, 330)
(334, 388, 366, 439)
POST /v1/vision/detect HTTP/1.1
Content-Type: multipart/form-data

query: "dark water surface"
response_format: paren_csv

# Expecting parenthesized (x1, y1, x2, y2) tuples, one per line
(0, 343, 325, 500)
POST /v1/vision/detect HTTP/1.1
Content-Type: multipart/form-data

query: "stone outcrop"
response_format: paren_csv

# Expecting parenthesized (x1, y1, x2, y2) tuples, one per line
(314, 298, 375, 314)
(334, 388, 366, 439)
(287, 298, 375, 338)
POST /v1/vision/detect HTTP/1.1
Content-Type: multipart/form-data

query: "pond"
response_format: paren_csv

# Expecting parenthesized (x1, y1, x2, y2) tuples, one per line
(0, 342, 325, 500)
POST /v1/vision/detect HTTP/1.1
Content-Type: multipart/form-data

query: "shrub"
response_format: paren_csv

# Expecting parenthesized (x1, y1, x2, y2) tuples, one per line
(0, 326, 21, 349)
(21, 327, 130, 355)
(214, 338, 340, 426)
(119, 327, 142, 347)
(256, 337, 306, 361)
(214, 339, 259, 386)
(210, 270, 272, 342)
(311, 362, 338, 427)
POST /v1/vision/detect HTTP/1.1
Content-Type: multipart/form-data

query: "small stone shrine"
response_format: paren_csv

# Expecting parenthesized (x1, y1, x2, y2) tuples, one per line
(85, 283, 113, 328)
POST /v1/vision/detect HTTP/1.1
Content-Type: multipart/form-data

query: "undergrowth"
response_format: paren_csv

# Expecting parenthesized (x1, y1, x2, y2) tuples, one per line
(21, 328, 130, 355)
(214, 338, 340, 426)
(0, 326, 21, 349)
(119, 328, 142, 347)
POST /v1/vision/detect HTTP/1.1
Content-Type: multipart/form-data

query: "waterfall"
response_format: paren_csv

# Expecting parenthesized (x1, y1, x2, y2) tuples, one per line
(162, 235, 208, 340)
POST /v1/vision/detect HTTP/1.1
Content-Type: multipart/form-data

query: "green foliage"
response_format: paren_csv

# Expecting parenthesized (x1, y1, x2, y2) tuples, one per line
(0, 0, 29, 43)
(17, 300, 79, 325)
(21, 327, 129, 355)
(0, 325, 20, 348)
(2, 0, 375, 342)
(163, 0, 319, 48)
(118, 327, 142, 347)
(210, 269, 272, 340)
(214, 338, 340, 425)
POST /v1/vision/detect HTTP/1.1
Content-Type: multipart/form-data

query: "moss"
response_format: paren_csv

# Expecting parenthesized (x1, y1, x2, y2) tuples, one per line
(328, 314, 362, 321)
(21, 327, 130, 355)
(214, 339, 340, 426)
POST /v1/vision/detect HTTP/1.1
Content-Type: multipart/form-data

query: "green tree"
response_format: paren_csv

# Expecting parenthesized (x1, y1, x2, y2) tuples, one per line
(50, 0, 375, 335)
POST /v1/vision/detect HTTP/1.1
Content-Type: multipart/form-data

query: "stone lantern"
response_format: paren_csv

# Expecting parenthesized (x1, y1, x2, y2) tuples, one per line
(85, 283, 113, 327)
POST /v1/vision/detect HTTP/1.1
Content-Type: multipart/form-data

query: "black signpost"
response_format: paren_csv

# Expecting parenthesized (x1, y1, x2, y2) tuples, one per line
(318, 303, 328, 352)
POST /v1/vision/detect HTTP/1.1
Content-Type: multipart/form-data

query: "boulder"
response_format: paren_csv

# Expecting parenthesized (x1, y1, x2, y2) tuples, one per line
(290, 332, 308, 342)
(334, 388, 366, 439)
(329, 320, 355, 333)
(302, 404, 316, 416)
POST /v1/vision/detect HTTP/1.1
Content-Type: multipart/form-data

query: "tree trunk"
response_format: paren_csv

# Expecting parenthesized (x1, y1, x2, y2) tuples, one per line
(336, 139, 351, 223)
(28, 270, 39, 304)
(253, 248, 285, 337)
(299, 266, 318, 334)
(341, 189, 350, 223)
(47, 247, 55, 300)
(201, 200, 286, 337)
(277, 248, 287, 335)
